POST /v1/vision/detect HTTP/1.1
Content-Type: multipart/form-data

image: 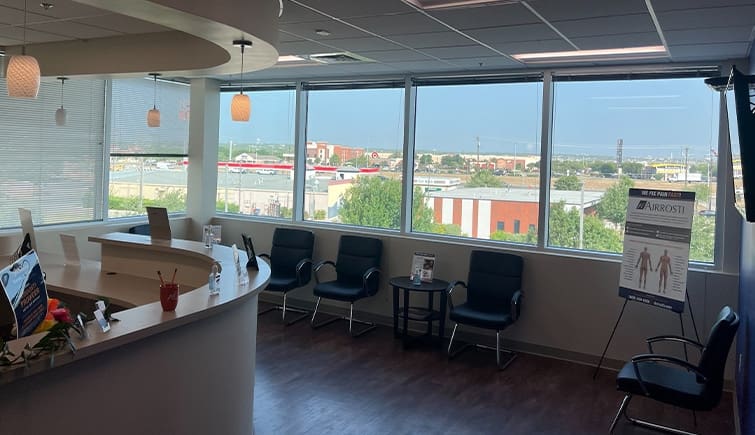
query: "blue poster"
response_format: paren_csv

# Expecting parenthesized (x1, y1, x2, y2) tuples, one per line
(1, 250, 48, 337)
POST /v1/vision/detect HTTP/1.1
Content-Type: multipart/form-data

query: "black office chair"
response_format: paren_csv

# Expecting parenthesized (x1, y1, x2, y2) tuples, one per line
(310, 235, 382, 337)
(128, 224, 151, 235)
(609, 306, 739, 435)
(258, 228, 314, 325)
(447, 250, 523, 370)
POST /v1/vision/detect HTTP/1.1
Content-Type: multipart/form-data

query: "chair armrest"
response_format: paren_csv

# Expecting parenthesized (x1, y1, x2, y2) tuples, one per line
(259, 253, 270, 261)
(646, 335, 704, 354)
(511, 290, 523, 322)
(296, 258, 313, 285)
(630, 353, 708, 396)
(446, 281, 467, 311)
(362, 267, 381, 293)
(313, 260, 335, 284)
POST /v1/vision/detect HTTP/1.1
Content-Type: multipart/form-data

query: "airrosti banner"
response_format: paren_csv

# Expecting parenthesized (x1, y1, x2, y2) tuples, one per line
(618, 188, 696, 313)
(1, 250, 48, 337)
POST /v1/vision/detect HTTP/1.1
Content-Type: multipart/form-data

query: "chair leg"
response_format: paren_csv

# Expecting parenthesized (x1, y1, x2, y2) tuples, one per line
(310, 298, 375, 337)
(615, 393, 699, 435)
(447, 326, 516, 370)
(258, 293, 308, 326)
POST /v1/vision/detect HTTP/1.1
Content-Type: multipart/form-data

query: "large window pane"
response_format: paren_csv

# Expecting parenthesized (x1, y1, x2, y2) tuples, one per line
(548, 78, 718, 263)
(413, 82, 542, 244)
(109, 78, 190, 217)
(0, 78, 105, 228)
(305, 87, 404, 228)
(216, 89, 295, 216)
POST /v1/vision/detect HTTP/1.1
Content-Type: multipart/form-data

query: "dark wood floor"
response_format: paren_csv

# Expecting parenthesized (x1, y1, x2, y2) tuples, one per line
(254, 304, 735, 435)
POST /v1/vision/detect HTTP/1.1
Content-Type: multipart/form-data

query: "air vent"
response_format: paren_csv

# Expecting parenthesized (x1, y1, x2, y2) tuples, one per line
(309, 52, 374, 64)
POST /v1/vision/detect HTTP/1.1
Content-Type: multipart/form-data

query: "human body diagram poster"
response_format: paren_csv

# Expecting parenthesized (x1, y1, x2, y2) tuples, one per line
(618, 189, 695, 313)
(1, 250, 48, 337)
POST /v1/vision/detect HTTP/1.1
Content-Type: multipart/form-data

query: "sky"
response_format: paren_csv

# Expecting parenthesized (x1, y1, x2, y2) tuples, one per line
(218, 77, 721, 160)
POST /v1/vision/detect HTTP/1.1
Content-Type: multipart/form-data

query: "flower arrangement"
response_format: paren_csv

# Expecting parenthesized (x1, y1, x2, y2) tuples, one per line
(0, 298, 77, 370)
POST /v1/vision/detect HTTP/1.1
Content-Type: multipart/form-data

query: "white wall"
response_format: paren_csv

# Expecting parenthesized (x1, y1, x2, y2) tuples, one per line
(214, 216, 739, 379)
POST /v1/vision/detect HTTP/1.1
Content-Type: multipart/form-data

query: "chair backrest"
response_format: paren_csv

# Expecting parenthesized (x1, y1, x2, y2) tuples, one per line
(269, 228, 315, 283)
(128, 224, 151, 236)
(697, 306, 739, 405)
(335, 235, 382, 293)
(466, 250, 523, 313)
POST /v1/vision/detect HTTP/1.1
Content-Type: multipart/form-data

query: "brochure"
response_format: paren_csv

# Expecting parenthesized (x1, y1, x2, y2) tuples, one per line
(410, 252, 435, 283)
(1, 250, 48, 337)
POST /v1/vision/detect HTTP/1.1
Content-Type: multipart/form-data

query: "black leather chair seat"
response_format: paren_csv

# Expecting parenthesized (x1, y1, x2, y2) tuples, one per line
(313, 281, 365, 302)
(617, 362, 708, 410)
(266, 274, 299, 293)
(449, 303, 513, 330)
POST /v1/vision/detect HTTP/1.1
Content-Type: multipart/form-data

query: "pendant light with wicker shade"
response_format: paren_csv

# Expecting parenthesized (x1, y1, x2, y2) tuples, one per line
(231, 39, 252, 122)
(6, 0, 40, 98)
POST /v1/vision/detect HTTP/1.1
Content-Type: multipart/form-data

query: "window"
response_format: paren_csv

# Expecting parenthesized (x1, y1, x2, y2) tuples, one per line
(514, 219, 521, 234)
(216, 88, 295, 216)
(109, 78, 190, 217)
(548, 77, 718, 262)
(412, 80, 542, 244)
(0, 78, 105, 228)
(304, 85, 404, 227)
(497, 221, 505, 231)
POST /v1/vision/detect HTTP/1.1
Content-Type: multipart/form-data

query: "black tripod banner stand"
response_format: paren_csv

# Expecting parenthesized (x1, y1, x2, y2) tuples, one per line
(592, 288, 700, 380)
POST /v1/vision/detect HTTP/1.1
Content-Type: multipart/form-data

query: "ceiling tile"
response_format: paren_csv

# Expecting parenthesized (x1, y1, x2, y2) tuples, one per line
(427, 3, 539, 29)
(420, 45, 498, 59)
(551, 14, 656, 38)
(527, 0, 649, 21)
(312, 36, 404, 52)
(29, 21, 121, 39)
(651, 0, 755, 12)
(347, 12, 450, 35)
(656, 5, 755, 30)
(277, 39, 337, 55)
(664, 25, 755, 45)
(668, 42, 750, 59)
(279, 2, 330, 24)
(0, 6, 52, 26)
(292, 0, 415, 18)
(386, 59, 459, 72)
(447, 55, 521, 69)
(28, 0, 110, 20)
(358, 49, 435, 62)
(0, 25, 69, 43)
(388, 31, 477, 49)
(280, 19, 370, 40)
(74, 14, 171, 34)
(466, 23, 560, 45)
(494, 39, 574, 54)
(570, 32, 662, 50)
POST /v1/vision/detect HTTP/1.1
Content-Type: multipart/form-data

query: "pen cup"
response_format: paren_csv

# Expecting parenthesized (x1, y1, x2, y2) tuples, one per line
(160, 283, 179, 311)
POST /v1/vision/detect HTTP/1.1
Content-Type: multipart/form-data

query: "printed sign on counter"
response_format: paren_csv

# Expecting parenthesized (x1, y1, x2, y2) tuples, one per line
(1, 250, 48, 337)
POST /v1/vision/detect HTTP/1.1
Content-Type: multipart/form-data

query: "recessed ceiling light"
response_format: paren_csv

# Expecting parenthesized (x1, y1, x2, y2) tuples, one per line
(513, 46, 667, 63)
(315, 29, 331, 36)
(278, 55, 305, 62)
(402, 0, 517, 10)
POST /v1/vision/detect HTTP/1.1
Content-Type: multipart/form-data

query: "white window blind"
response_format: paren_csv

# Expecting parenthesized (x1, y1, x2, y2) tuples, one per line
(110, 78, 190, 155)
(0, 78, 105, 229)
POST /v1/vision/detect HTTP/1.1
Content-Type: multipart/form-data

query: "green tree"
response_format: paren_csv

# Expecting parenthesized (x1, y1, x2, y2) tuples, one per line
(347, 155, 369, 167)
(148, 189, 186, 212)
(554, 175, 582, 191)
(329, 154, 341, 166)
(215, 199, 240, 213)
(549, 202, 622, 252)
(688, 183, 711, 205)
(339, 177, 435, 230)
(690, 214, 715, 263)
(440, 154, 465, 168)
(595, 162, 617, 176)
(622, 162, 644, 175)
(596, 176, 634, 228)
(466, 170, 502, 187)
(490, 227, 537, 244)
(313, 210, 326, 220)
(419, 154, 433, 165)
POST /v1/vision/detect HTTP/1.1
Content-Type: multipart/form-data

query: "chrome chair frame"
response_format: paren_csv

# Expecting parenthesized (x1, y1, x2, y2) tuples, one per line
(310, 260, 381, 337)
(258, 255, 313, 326)
(446, 281, 522, 370)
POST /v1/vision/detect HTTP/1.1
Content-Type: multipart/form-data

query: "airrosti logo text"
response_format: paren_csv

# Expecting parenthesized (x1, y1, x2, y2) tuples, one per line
(636, 200, 685, 213)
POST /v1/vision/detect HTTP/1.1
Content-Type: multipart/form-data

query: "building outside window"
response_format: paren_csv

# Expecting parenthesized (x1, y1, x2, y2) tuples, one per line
(109, 78, 190, 217)
(412, 79, 542, 244)
(548, 76, 719, 263)
(216, 88, 295, 217)
(304, 84, 404, 228)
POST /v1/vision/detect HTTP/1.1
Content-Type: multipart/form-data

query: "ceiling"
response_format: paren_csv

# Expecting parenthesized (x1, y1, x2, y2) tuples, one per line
(1, 0, 754, 81)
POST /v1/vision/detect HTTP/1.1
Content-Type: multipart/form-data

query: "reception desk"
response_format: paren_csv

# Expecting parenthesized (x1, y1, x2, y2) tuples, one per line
(0, 233, 270, 435)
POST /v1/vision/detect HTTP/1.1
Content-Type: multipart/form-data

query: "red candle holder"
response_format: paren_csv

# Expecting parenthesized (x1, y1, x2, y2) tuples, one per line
(160, 283, 179, 311)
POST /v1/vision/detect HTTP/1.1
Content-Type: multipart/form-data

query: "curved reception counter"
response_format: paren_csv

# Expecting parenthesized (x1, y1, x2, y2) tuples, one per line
(0, 233, 270, 435)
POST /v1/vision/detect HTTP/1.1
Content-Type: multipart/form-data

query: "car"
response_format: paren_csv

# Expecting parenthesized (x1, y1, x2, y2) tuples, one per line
(255, 168, 275, 175)
(229, 167, 248, 174)
(698, 210, 716, 217)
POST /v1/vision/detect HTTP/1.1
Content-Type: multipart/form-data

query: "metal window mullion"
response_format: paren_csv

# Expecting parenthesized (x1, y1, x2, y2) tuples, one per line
(537, 71, 554, 249)
(102, 79, 113, 221)
(293, 81, 308, 222)
(401, 77, 417, 234)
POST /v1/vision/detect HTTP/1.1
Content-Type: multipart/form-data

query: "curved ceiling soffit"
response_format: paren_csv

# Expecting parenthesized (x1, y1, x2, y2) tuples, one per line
(5, 0, 279, 78)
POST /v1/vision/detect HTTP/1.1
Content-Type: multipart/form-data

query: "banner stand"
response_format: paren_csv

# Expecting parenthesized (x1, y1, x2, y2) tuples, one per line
(592, 287, 700, 380)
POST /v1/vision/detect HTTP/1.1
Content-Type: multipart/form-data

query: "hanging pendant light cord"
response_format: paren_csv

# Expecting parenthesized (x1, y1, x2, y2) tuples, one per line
(22, 0, 28, 55)
(60, 79, 64, 108)
(153, 75, 157, 110)
(240, 44, 245, 95)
